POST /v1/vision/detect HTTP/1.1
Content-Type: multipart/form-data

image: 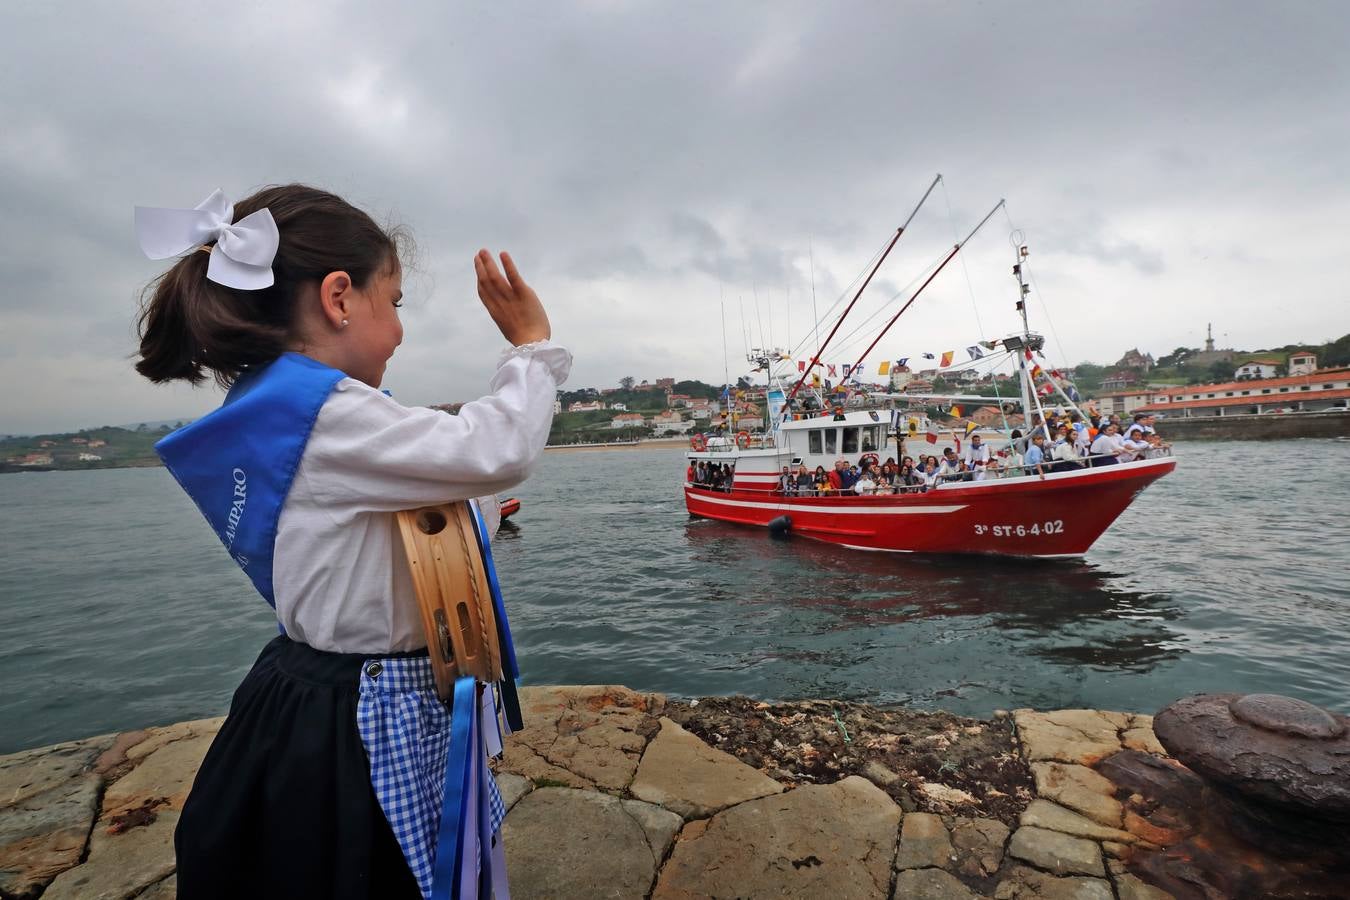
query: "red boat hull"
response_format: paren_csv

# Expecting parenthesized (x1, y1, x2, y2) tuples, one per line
(684, 458, 1175, 557)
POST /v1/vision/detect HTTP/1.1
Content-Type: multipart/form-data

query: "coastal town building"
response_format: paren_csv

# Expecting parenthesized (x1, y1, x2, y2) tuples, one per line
(77, 452, 103, 461)
(1288, 352, 1318, 377)
(1114, 348, 1154, 371)
(1100, 370, 1140, 391)
(610, 402, 627, 411)
(1135, 367, 1350, 417)
(1093, 389, 1163, 417)
(649, 411, 691, 435)
(887, 365, 913, 391)
(568, 400, 605, 413)
(610, 412, 646, 429)
(1235, 359, 1280, 380)
(655, 377, 675, 390)
(553, 398, 562, 415)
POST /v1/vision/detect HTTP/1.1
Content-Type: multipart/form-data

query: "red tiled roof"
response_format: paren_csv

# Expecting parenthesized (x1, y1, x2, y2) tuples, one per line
(1137, 387, 1350, 412)
(1147, 368, 1350, 401)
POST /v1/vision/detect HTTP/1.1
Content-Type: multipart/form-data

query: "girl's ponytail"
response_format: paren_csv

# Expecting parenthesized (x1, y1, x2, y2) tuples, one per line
(134, 184, 401, 388)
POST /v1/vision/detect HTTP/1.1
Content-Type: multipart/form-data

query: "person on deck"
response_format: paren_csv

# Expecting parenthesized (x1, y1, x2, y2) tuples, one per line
(963, 433, 991, 481)
(778, 465, 794, 495)
(795, 464, 816, 496)
(814, 465, 831, 494)
(938, 447, 968, 483)
(1024, 432, 1049, 477)
(827, 459, 845, 493)
(1089, 423, 1122, 465)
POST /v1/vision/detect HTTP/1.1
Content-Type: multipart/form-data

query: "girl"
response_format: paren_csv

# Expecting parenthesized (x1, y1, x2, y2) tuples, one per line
(134, 185, 570, 899)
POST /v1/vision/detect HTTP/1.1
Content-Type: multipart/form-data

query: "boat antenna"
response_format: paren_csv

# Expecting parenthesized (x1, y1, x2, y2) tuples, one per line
(785, 173, 942, 405)
(847, 198, 1005, 377)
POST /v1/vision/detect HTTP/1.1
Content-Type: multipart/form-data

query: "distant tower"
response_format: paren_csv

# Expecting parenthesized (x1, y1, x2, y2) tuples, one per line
(1205, 323, 1215, 352)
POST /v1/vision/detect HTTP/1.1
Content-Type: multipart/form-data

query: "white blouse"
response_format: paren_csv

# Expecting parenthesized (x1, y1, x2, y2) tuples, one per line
(271, 340, 572, 653)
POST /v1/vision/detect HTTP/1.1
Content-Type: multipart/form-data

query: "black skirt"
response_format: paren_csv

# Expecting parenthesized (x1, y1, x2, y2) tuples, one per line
(175, 635, 423, 900)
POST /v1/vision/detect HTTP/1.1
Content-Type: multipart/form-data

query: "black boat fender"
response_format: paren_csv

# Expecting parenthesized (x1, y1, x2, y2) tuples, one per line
(767, 514, 792, 536)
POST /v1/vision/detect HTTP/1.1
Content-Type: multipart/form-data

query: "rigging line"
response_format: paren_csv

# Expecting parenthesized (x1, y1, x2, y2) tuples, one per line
(791, 237, 891, 361)
(721, 292, 731, 406)
(753, 284, 766, 352)
(790, 177, 944, 364)
(785, 173, 943, 402)
(940, 179, 988, 340)
(808, 238, 821, 359)
(1001, 206, 1070, 365)
(847, 199, 1006, 378)
(827, 251, 950, 363)
(738, 295, 750, 360)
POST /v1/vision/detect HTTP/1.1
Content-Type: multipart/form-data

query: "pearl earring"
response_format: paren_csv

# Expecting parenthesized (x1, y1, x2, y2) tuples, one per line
(341, 319, 349, 327)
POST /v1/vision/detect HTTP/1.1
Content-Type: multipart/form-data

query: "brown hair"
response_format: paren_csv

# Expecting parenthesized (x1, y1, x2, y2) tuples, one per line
(135, 184, 405, 387)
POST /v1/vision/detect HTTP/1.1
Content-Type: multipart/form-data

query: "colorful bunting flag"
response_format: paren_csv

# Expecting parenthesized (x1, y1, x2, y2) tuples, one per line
(878, 361, 891, 376)
(811, 372, 822, 387)
(841, 364, 852, 378)
(950, 404, 962, 417)
(965, 421, 979, 435)
(1030, 363, 1043, 380)
(827, 364, 837, 377)
(897, 358, 909, 368)
(1038, 382, 1054, 396)
(966, 345, 984, 360)
(939, 351, 954, 368)
(797, 360, 806, 373)
(925, 429, 938, 444)
(923, 353, 936, 360)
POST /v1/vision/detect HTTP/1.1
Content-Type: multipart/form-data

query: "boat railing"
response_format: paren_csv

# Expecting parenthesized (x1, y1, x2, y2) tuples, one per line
(685, 448, 1172, 495)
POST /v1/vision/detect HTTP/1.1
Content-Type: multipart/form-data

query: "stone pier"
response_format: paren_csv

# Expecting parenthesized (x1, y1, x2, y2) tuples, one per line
(2, 687, 1342, 898)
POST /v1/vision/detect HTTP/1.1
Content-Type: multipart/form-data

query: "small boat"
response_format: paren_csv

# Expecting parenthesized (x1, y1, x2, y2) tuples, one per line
(683, 177, 1174, 559)
(499, 497, 521, 520)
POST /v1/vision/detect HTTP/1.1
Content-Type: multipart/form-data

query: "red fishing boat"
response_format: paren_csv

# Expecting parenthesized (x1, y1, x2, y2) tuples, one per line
(683, 178, 1175, 558)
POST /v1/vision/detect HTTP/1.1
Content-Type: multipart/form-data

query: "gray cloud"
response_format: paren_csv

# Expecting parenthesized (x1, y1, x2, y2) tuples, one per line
(1, 1, 1348, 433)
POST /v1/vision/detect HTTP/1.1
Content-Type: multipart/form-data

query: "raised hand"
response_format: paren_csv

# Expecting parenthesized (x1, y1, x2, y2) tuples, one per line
(474, 249, 552, 346)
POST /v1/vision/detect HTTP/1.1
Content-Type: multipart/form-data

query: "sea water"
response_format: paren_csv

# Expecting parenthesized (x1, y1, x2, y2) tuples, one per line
(1, 438, 1347, 754)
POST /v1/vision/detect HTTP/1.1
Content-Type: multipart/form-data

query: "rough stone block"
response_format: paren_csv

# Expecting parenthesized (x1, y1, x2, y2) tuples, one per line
(653, 776, 900, 899)
(502, 788, 679, 898)
(42, 809, 179, 900)
(101, 732, 214, 817)
(499, 685, 662, 791)
(891, 867, 980, 899)
(1031, 761, 1122, 827)
(631, 718, 784, 819)
(1020, 799, 1135, 844)
(994, 865, 1114, 899)
(895, 812, 954, 871)
(1014, 710, 1123, 766)
(494, 772, 531, 812)
(0, 773, 101, 899)
(0, 735, 112, 809)
(1115, 872, 1176, 900)
(950, 816, 1010, 878)
(1008, 825, 1104, 878)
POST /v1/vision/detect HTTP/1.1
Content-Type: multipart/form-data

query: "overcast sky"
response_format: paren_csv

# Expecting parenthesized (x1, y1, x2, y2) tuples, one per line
(2, 1, 1347, 434)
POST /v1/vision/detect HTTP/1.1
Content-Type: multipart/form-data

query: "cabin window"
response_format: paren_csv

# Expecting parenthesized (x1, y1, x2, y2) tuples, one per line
(842, 427, 860, 454)
(825, 429, 837, 454)
(861, 425, 881, 451)
(808, 430, 822, 454)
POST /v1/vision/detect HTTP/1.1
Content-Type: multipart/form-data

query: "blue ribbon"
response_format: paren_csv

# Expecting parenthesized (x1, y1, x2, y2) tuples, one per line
(431, 677, 478, 899)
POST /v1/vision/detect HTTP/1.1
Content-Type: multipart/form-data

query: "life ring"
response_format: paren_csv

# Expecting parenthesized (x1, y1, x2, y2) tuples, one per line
(690, 433, 707, 452)
(860, 452, 880, 468)
(735, 430, 751, 449)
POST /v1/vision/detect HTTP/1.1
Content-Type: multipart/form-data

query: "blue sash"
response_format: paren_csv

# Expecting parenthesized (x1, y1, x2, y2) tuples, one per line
(155, 352, 346, 610)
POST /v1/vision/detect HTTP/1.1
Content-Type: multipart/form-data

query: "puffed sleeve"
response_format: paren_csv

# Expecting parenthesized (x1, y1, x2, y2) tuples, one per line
(301, 340, 572, 513)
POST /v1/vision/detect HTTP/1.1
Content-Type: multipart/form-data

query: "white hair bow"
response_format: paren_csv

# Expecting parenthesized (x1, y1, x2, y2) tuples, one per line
(135, 189, 279, 290)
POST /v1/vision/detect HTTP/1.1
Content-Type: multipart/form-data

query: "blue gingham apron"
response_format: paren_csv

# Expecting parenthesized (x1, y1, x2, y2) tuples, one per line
(357, 656, 507, 899)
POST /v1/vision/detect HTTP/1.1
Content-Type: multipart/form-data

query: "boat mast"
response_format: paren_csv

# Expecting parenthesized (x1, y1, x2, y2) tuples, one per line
(1011, 238, 1036, 428)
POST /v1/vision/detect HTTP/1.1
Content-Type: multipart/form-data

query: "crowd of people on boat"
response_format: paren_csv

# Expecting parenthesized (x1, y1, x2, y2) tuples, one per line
(688, 410, 1170, 495)
(689, 461, 736, 491)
